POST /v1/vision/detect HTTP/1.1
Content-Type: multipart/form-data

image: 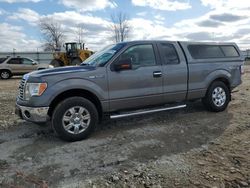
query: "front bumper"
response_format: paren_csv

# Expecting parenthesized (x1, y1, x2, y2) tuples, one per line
(15, 104, 50, 123)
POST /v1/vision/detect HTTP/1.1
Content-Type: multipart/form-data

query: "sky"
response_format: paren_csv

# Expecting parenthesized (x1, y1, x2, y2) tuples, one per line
(0, 0, 250, 52)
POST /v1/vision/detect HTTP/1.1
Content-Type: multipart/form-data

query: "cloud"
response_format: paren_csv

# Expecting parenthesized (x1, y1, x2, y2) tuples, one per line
(184, 32, 213, 41)
(197, 20, 223, 27)
(42, 11, 115, 49)
(4, 8, 115, 51)
(210, 13, 246, 22)
(22, 10, 114, 50)
(200, 0, 250, 10)
(0, 0, 41, 3)
(136, 11, 147, 17)
(0, 8, 7, 15)
(0, 23, 41, 51)
(131, 0, 191, 11)
(128, 18, 179, 41)
(59, 0, 117, 12)
(154, 14, 165, 21)
(172, 0, 250, 49)
(8, 8, 40, 24)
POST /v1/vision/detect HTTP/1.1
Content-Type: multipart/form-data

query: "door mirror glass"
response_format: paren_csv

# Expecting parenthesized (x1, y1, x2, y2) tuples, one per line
(114, 58, 132, 71)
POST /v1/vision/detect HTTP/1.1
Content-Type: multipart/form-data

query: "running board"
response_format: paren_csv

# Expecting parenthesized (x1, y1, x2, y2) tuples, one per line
(110, 104, 186, 119)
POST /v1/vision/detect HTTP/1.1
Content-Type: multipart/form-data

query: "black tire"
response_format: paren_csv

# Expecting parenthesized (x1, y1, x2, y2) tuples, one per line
(0, 70, 11, 79)
(71, 58, 82, 66)
(52, 97, 98, 141)
(50, 59, 63, 67)
(202, 81, 230, 112)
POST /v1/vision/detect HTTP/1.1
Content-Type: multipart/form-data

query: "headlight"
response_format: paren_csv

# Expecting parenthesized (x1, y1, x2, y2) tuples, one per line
(48, 65, 54, 69)
(25, 83, 47, 100)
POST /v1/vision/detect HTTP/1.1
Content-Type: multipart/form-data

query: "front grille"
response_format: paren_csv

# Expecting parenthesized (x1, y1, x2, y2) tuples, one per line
(18, 78, 26, 100)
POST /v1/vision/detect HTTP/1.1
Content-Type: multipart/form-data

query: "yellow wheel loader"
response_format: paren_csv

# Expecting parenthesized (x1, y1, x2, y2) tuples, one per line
(50, 42, 93, 67)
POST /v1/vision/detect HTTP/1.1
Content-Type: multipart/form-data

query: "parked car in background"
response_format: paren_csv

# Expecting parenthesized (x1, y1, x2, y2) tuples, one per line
(0, 57, 53, 79)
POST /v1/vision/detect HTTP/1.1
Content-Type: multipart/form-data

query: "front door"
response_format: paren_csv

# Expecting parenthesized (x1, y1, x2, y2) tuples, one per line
(107, 43, 163, 111)
(22, 58, 38, 73)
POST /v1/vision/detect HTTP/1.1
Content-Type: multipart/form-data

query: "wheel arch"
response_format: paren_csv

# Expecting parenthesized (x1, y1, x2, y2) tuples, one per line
(0, 68, 12, 73)
(48, 89, 103, 121)
(207, 76, 231, 92)
(205, 69, 232, 92)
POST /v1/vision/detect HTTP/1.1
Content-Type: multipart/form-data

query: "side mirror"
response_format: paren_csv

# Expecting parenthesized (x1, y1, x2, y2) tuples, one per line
(114, 58, 132, 71)
(32, 61, 38, 65)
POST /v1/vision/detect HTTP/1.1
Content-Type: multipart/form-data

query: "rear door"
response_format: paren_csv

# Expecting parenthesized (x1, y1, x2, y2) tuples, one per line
(107, 43, 164, 111)
(157, 42, 188, 103)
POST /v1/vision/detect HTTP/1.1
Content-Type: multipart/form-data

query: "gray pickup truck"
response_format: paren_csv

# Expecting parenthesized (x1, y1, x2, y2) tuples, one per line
(15, 41, 244, 141)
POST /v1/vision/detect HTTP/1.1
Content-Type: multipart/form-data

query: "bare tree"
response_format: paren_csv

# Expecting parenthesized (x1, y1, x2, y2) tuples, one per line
(39, 18, 65, 51)
(110, 12, 131, 43)
(75, 25, 85, 44)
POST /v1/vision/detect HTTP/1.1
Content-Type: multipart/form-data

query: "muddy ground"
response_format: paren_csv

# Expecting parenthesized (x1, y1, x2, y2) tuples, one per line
(0, 67, 249, 188)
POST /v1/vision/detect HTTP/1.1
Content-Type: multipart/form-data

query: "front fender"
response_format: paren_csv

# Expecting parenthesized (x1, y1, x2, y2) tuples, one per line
(46, 78, 107, 104)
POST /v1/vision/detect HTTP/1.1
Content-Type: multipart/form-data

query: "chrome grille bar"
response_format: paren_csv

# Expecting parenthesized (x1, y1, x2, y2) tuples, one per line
(18, 78, 26, 100)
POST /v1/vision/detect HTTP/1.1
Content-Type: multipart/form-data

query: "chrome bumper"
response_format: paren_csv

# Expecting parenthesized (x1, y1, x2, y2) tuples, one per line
(15, 104, 49, 123)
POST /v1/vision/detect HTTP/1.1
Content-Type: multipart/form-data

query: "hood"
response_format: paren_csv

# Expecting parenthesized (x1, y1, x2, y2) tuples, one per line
(28, 65, 96, 77)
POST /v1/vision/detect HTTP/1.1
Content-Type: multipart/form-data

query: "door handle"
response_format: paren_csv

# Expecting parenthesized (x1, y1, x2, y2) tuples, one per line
(153, 71, 162, 77)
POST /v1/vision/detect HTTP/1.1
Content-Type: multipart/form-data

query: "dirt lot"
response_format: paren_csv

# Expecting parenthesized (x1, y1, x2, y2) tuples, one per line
(0, 67, 250, 188)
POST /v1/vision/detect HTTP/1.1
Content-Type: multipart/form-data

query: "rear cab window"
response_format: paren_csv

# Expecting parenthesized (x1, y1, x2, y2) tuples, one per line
(188, 45, 239, 59)
(158, 43, 180, 64)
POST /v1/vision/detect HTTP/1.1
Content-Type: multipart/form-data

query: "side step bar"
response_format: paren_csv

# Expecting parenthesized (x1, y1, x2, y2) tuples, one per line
(110, 104, 186, 119)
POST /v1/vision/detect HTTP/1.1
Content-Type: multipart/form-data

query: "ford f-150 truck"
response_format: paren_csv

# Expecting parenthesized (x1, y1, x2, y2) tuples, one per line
(15, 41, 244, 141)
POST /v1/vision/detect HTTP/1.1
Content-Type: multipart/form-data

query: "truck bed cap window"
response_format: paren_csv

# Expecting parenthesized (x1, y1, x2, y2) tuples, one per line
(188, 44, 239, 59)
(221, 46, 239, 57)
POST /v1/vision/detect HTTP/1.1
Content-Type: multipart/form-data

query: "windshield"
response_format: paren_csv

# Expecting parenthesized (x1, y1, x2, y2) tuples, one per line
(81, 43, 125, 66)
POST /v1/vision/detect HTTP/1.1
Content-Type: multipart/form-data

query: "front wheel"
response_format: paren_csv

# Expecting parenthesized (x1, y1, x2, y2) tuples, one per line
(52, 97, 98, 141)
(202, 81, 230, 112)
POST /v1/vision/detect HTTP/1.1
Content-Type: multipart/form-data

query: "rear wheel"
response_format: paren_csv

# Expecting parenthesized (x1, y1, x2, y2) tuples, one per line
(202, 81, 230, 112)
(50, 59, 63, 67)
(52, 97, 98, 141)
(0, 70, 11, 79)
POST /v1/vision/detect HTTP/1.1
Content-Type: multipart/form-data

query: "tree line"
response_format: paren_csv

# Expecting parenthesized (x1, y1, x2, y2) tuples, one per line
(40, 12, 131, 51)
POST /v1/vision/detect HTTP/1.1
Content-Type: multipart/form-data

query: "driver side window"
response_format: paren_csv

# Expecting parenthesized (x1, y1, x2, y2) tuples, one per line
(119, 44, 156, 69)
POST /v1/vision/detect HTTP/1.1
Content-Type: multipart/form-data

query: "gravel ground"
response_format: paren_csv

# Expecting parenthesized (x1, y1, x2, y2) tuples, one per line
(0, 68, 249, 188)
